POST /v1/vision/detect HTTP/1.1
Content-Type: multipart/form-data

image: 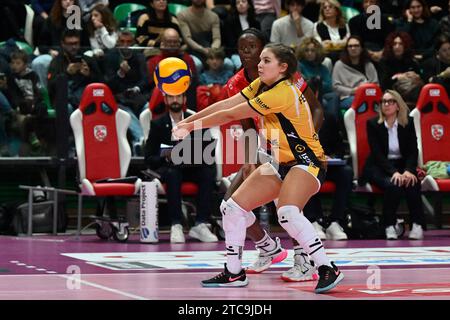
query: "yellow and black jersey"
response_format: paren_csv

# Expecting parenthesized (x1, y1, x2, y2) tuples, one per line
(241, 77, 326, 166)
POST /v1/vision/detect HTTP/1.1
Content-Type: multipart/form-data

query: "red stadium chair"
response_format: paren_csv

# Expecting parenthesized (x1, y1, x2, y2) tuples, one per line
(410, 83, 450, 227)
(343, 83, 383, 193)
(70, 83, 142, 240)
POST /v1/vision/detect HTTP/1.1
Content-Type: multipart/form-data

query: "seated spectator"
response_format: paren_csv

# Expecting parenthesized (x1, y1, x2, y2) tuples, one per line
(136, 0, 182, 57)
(296, 37, 339, 121)
(31, 0, 54, 20)
(440, 0, 450, 37)
(0, 59, 12, 156)
(7, 50, 47, 155)
(0, 1, 27, 43)
(332, 36, 379, 112)
(177, 0, 222, 72)
(144, 91, 219, 243)
(199, 47, 234, 85)
(395, 0, 440, 61)
(252, 0, 281, 40)
(313, 0, 350, 63)
(104, 30, 149, 154)
(421, 34, 450, 94)
(146, 28, 197, 116)
(270, 0, 314, 48)
(86, 3, 118, 56)
(223, 0, 260, 69)
(31, 0, 55, 46)
(303, 113, 353, 241)
(302, 0, 321, 23)
(362, 90, 426, 240)
(47, 29, 103, 114)
(378, 31, 423, 107)
(79, 0, 109, 21)
(349, 0, 395, 62)
(32, 0, 90, 88)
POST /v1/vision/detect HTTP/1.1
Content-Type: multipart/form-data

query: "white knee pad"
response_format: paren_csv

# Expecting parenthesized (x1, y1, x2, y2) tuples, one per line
(220, 198, 247, 245)
(277, 205, 305, 240)
(220, 200, 255, 228)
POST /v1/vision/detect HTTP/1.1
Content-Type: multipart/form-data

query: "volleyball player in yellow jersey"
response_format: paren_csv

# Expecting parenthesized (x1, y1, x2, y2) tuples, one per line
(173, 43, 344, 294)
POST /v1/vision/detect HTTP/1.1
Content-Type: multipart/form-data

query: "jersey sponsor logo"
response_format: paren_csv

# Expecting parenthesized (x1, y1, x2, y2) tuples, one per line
(286, 132, 298, 139)
(254, 97, 269, 110)
(295, 144, 306, 153)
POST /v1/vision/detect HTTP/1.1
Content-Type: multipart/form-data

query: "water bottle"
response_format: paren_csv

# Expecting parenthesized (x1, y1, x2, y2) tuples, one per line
(126, 13, 131, 29)
(259, 205, 270, 232)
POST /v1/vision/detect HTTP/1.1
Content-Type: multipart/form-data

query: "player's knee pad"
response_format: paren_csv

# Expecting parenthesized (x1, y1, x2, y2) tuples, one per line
(220, 199, 255, 227)
(245, 211, 256, 228)
(277, 205, 305, 240)
(221, 198, 247, 245)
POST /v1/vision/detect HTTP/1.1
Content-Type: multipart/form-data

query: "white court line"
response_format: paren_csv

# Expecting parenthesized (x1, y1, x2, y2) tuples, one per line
(57, 275, 149, 300)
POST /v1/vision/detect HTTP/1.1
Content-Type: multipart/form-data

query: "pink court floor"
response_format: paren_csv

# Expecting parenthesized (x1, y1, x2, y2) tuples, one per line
(1, 230, 450, 300)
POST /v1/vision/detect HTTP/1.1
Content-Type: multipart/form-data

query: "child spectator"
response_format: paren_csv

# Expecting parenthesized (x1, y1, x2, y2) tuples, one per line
(7, 50, 47, 155)
(199, 47, 234, 85)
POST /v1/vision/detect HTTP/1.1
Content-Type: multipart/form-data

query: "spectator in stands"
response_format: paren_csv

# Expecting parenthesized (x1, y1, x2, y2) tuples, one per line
(378, 31, 423, 107)
(146, 28, 197, 116)
(0, 61, 12, 156)
(362, 90, 426, 240)
(252, 0, 281, 40)
(270, 0, 314, 48)
(440, 0, 450, 37)
(422, 34, 450, 93)
(223, 0, 260, 69)
(7, 50, 47, 155)
(177, 0, 223, 72)
(32, 0, 89, 88)
(302, 0, 321, 23)
(332, 36, 379, 112)
(31, 0, 54, 20)
(144, 91, 219, 243)
(136, 0, 182, 57)
(303, 113, 353, 241)
(296, 37, 339, 121)
(199, 47, 234, 85)
(31, 0, 56, 46)
(47, 29, 103, 113)
(313, 0, 350, 63)
(349, 0, 395, 63)
(395, 0, 440, 61)
(78, 0, 109, 21)
(86, 3, 118, 56)
(0, 0, 27, 43)
(104, 30, 148, 155)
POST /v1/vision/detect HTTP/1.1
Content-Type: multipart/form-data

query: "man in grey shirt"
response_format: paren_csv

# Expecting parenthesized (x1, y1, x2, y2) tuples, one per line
(270, 0, 314, 47)
(177, 0, 221, 71)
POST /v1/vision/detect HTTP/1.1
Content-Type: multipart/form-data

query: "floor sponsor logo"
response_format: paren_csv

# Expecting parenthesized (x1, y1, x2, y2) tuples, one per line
(61, 246, 450, 271)
(294, 283, 450, 298)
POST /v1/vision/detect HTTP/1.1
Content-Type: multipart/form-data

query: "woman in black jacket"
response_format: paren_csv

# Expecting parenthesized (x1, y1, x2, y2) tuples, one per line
(223, 0, 260, 69)
(363, 90, 426, 240)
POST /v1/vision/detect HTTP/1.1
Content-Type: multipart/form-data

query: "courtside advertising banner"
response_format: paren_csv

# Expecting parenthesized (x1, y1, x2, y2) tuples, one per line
(140, 181, 159, 243)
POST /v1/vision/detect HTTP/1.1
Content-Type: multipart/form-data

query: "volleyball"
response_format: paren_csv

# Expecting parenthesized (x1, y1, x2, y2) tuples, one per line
(153, 57, 191, 96)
